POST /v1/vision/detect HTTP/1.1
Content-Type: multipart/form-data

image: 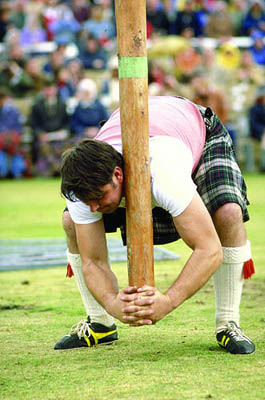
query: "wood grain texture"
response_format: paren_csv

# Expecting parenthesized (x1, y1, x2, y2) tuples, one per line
(115, 0, 154, 286)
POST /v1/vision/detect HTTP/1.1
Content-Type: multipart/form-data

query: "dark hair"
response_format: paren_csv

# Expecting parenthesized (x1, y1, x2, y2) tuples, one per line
(61, 138, 123, 202)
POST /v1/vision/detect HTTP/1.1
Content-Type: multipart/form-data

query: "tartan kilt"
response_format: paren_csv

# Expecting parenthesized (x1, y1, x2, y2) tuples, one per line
(103, 110, 250, 246)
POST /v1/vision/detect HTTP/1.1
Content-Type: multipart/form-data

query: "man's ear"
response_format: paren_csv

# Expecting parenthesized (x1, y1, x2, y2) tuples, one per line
(113, 166, 123, 183)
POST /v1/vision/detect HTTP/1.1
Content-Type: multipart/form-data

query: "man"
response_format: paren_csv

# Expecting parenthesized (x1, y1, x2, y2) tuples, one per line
(55, 96, 255, 354)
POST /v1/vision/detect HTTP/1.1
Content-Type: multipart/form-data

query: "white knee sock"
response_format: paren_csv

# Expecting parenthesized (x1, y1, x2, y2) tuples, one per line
(67, 250, 115, 327)
(213, 241, 252, 333)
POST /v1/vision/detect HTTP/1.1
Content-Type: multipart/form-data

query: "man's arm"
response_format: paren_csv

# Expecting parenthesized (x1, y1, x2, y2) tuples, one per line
(166, 191, 222, 308)
(75, 219, 153, 323)
(122, 192, 223, 324)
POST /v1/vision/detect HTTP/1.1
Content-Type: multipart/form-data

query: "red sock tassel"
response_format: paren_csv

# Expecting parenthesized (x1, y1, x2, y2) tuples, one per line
(66, 263, 74, 278)
(243, 259, 255, 279)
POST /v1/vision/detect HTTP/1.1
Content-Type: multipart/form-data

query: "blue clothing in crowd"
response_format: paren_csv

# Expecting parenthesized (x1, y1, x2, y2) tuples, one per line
(70, 99, 109, 137)
(249, 103, 265, 141)
(0, 103, 23, 134)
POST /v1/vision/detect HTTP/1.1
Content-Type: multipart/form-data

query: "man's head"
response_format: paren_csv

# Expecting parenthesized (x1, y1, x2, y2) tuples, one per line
(61, 139, 124, 212)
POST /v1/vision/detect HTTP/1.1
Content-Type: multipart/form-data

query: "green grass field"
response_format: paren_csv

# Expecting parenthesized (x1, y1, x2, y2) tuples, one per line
(0, 175, 265, 400)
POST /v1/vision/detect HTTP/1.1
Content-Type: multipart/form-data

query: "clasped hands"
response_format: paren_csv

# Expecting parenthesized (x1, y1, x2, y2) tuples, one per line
(117, 285, 173, 326)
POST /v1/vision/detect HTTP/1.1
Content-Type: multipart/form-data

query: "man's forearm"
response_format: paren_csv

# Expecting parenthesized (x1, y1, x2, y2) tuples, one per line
(166, 246, 222, 311)
(82, 259, 119, 312)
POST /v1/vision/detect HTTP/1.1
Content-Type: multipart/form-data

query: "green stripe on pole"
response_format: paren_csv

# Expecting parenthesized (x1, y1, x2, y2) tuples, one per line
(118, 56, 148, 79)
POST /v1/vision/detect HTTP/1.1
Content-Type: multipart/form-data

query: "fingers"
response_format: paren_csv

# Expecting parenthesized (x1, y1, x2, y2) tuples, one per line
(122, 304, 153, 315)
(120, 286, 154, 303)
(123, 286, 138, 294)
(137, 285, 154, 294)
(129, 320, 154, 327)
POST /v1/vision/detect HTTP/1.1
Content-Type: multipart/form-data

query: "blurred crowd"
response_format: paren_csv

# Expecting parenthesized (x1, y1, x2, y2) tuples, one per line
(0, 0, 265, 178)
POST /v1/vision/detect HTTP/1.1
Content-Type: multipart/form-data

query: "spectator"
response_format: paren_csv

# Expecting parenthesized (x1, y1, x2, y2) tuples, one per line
(82, 3, 115, 46)
(65, 57, 85, 88)
(69, 78, 109, 140)
(0, 3, 12, 42)
(174, 46, 203, 83)
(7, 42, 27, 68)
(8, 57, 47, 98)
(19, 12, 47, 47)
(249, 85, 265, 172)
(189, 72, 229, 125)
(229, 48, 263, 132)
(241, 0, 265, 36)
(29, 80, 70, 176)
(169, 0, 203, 37)
(43, 45, 67, 78)
(70, 0, 91, 23)
(41, 0, 76, 41)
(238, 49, 264, 86)
(148, 59, 181, 97)
(49, 6, 81, 46)
(205, 1, 234, 38)
(78, 33, 108, 70)
(9, 0, 27, 30)
(56, 66, 76, 101)
(249, 29, 265, 66)
(228, 0, 248, 36)
(0, 43, 29, 94)
(213, 41, 241, 86)
(0, 88, 27, 178)
(146, 0, 170, 36)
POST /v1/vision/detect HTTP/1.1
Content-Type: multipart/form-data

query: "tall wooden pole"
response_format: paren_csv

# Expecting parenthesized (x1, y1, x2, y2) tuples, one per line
(114, 0, 154, 287)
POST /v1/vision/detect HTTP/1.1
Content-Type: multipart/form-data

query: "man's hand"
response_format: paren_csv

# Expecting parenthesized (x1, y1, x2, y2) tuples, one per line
(121, 285, 173, 326)
(106, 286, 154, 326)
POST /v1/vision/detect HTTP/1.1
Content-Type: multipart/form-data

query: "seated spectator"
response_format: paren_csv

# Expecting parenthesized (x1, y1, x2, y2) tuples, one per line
(146, 0, 170, 36)
(7, 42, 28, 68)
(19, 12, 47, 47)
(249, 85, 265, 172)
(41, 0, 76, 41)
(29, 80, 70, 177)
(0, 3, 12, 42)
(249, 29, 265, 66)
(56, 66, 76, 101)
(205, 1, 234, 38)
(238, 49, 264, 86)
(8, 57, 47, 98)
(174, 46, 203, 83)
(241, 0, 265, 36)
(0, 89, 27, 178)
(69, 78, 109, 140)
(78, 32, 108, 70)
(148, 58, 181, 97)
(43, 45, 67, 78)
(228, 0, 248, 36)
(82, 3, 115, 46)
(65, 57, 86, 87)
(189, 71, 229, 125)
(169, 0, 203, 37)
(212, 41, 241, 86)
(49, 6, 81, 46)
(70, 0, 91, 23)
(9, 0, 27, 30)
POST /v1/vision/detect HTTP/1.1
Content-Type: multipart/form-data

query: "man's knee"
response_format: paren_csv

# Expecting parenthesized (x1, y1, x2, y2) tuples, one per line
(213, 203, 243, 226)
(62, 211, 76, 240)
(212, 203, 247, 246)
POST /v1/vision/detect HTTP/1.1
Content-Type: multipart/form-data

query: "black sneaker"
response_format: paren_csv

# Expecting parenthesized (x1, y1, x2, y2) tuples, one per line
(216, 321, 255, 354)
(54, 317, 118, 350)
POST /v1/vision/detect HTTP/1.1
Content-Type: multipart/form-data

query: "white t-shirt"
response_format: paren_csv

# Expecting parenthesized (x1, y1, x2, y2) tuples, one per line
(66, 135, 197, 224)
